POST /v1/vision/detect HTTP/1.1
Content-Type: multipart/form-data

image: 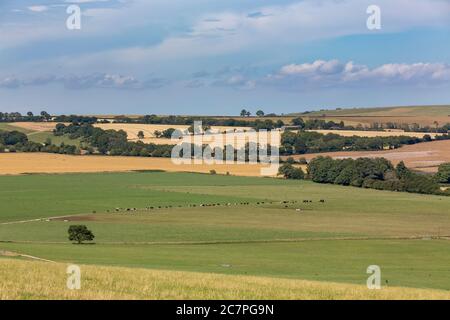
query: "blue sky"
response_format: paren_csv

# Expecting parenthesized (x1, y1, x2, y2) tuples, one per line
(1, 0, 450, 115)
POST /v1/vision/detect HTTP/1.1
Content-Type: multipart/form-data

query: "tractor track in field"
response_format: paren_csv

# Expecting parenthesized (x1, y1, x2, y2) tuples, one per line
(1, 235, 449, 246)
(0, 249, 56, 263)
(0, 213, 94, 226)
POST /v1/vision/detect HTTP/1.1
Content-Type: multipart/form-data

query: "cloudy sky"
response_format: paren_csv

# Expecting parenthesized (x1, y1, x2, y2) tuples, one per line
(1, 0, 450, 115)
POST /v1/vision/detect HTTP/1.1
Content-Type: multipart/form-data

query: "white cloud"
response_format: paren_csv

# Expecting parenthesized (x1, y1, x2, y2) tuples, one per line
(28, 6, 49, 12)
(3, 61, 449, 91)
(267, 60, 450, 88)
(65, 0, 110, 3)
(4, 0, 450, 65)
(0, 73, 168, 90)
(280, 60, 344, 76)
(212, 75, 256, 90)
(98, 0, 450, 64)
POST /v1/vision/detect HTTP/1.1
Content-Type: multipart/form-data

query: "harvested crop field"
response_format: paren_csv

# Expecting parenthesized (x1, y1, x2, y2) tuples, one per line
(0, 153, 276, 177)
(304, 105, 450, 117)
(294, 140, 450, 173)
(8, 122, 64, 132)
(314, 116, 450, 128)
(307, 130, 443, 139)
(299, 106, 450, 127)
(8, 122, 250, 145)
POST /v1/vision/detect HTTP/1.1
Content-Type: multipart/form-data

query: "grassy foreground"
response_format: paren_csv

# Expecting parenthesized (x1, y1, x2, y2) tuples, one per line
(1, 258, 449, 300)
(1, 172, 450, 292)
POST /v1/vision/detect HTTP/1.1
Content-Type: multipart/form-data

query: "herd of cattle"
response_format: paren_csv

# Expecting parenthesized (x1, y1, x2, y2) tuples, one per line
(108, 199, 326, 213)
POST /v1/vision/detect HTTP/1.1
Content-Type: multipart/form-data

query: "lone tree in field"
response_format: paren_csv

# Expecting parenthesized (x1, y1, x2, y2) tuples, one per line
(240, 109, 251, 117)
(137, 130, 145, 139)
(256, 110, 265, 117)
(68, 225, 95, 244)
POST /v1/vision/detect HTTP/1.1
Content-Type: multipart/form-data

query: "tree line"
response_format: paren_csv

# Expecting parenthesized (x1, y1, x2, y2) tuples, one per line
(280, 130, 450, 155)
(112, 115, 286, 130)
(279, 157, 450, 196)
(0, 111, 51, 122)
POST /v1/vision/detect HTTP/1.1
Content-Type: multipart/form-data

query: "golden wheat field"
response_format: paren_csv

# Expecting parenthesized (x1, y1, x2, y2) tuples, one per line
(9, 122, 66, 132)
(10, 122, 248, 134)
(321, 116, 450, 127)
(0, 153, 277, 177)
(295, 139, 450, 173)
(1, 258, 449, 300)
(301, 105, 450, 127)
(8, 122, 251, 145)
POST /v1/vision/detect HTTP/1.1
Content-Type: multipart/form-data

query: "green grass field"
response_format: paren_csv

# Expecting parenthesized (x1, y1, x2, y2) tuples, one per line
(26, 132, 81, 147)
(0, 123, 33, 134)
(1, 172, 449, 297)
(0, 123, 80, 147)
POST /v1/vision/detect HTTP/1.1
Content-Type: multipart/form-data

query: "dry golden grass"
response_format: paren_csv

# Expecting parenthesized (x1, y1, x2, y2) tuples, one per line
(1, 258, 449, 300)
(8, 122, 251, 145)
(301, 105, 450, 127)
(307, 130, 443, 139)
(0, 153, 276, 177)
(97, 123, 188, 139)
(345, 116, 449, 127)
(9, 122, 64, 132)
(295, 140, 450, 173)
(302, 116, 450, 128)
(95, 123, 253, 146)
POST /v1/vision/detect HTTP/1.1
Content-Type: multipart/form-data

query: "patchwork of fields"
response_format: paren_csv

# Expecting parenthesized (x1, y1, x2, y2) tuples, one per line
(297, 105, 450, 127)
(294, 139, 450, 173)
(7, 122, 251, 146)
(1, 171, 449, 298)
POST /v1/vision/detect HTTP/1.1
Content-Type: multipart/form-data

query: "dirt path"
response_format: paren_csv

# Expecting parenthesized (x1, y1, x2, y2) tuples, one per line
(0, 249, 56, 263)
(0, 214, 93, 226)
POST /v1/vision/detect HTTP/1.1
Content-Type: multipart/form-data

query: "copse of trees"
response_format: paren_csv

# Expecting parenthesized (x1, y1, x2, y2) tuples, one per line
(0, 130, 28, 145)
(436, 163, 450, 184)
(0, 129, 79, 154)
(240, 109, 251, 117)
(278, 163, 305, 180)
(54, 123, 176, 157)
(307, 157, 443, 195)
